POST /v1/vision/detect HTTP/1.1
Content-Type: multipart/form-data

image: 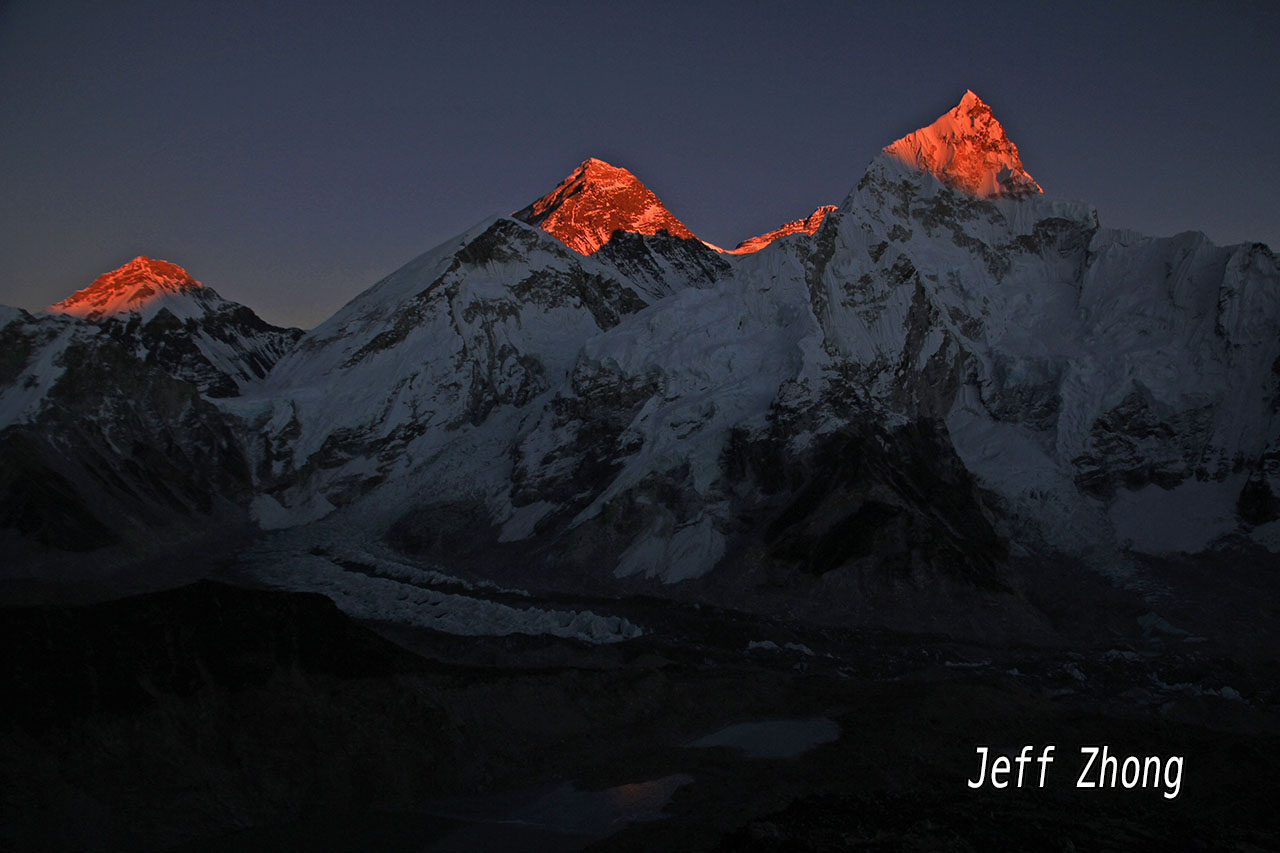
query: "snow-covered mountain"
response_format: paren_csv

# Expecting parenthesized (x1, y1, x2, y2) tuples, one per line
(46, 256, 302, 397)
(0, 259, 301, 554)
(228, 91, 1277, 599)
(3, 91, 1277, 614)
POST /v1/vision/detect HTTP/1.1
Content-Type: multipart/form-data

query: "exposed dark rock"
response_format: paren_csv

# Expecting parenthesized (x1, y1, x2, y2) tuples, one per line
(1073, 388, 1216, 498)
(727, 419, 1007, 589)
(0, 335, 254, 551)
(594, 229, 731, 298)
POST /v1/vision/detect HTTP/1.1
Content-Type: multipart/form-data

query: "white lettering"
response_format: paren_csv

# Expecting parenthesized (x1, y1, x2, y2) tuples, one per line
(990, 755, 1011, 788)
(1077, 746, 1099, 788)
(967, 746, 990, 789)
(1014, 745, 1034, 787)
(1121, 756, 1140, 788)
(1164, 756, 1183, 799)
(1037, 745, 1055, 787)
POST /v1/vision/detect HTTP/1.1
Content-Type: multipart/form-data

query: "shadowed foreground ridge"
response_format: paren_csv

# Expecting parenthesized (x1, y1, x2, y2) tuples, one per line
(2, 580, 1279, 851)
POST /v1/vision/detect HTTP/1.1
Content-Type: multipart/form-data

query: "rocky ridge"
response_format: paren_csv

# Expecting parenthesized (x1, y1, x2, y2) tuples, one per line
(729, 205, 838, 254)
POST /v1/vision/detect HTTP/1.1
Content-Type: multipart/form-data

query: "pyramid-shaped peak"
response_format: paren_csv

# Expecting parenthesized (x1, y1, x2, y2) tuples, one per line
(882, 90, 1042, 199)
(513, 157, 697, 254)
(49, 255, 203, 320)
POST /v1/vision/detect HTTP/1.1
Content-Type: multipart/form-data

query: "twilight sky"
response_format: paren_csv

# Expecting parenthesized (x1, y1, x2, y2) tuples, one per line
(2, 0, 1277, 328)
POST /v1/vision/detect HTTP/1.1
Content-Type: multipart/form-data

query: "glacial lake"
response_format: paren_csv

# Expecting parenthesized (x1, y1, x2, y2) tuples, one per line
(421, 773, 693, 850)
(175, 719, 837, 851)
(686, 717, 841, 758)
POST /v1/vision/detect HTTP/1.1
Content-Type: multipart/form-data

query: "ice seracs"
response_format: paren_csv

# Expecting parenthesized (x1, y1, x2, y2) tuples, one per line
(882, 89, 1043, 199)
(513, 157, 698, 254)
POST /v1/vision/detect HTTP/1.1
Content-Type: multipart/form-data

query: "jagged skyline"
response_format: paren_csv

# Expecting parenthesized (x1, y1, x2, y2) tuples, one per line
(34, 91, 1026, 316)
(2, 0, 1277, 328)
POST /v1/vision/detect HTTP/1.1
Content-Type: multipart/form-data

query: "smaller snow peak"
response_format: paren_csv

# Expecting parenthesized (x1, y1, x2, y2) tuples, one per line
(49, 255, 204, 320)
(729, 204, 838, 254)
(882, 90, 1042, 199)
(513, 156, 697, 254)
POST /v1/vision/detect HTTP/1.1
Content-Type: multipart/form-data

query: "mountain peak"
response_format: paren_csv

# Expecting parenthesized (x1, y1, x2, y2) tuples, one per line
(49, 255, 203, 320)
(882, 90, 1042, 199)
(513, 157, 697, 254)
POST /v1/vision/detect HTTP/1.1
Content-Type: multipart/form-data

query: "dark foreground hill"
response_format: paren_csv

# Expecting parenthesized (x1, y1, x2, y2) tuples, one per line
(2, 580, 1278, 851)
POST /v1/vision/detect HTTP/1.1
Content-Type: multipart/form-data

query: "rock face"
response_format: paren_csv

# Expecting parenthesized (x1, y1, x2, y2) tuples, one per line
(515, 157, 837, 258)
(2, 347, 252, 550)
(3, 91, 1278, 613)
(250, 217, 655, 521)
(513, 157, 698, 254)
(0, 259, 301, 554)
(730, 205, 838, 254)
(882, 89, 1043, 198)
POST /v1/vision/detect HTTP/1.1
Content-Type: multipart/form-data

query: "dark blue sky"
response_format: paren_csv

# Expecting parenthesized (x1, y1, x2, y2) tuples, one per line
(2, 0, 1277, 327)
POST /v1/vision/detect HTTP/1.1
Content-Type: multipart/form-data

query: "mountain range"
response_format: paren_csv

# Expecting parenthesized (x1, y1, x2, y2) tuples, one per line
(2, 90, 1277, 635)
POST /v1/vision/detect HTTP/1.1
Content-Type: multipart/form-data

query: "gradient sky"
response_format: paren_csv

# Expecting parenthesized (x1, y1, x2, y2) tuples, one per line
(2, 0, 1277, 328)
